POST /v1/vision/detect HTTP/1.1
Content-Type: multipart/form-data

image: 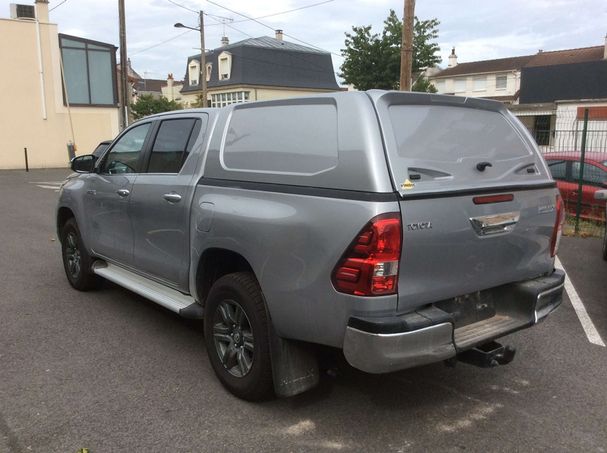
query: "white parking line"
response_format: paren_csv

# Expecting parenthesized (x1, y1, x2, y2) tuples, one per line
(555, 256, 606, 347)
(36, 184, 61, 190)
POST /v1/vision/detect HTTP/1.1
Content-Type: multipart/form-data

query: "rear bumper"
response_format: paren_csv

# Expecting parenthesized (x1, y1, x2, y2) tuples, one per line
(343, 269, 565, 374)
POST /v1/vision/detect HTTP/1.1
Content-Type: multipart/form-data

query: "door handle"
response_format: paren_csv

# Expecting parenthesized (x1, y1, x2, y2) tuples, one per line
(86, 189, 96, 195)
(163, 193, 182, 203)
(117, 189, 130, 197)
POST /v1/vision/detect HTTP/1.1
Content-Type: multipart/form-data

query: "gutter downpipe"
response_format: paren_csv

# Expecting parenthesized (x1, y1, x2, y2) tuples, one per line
(35, 18, 47, 120)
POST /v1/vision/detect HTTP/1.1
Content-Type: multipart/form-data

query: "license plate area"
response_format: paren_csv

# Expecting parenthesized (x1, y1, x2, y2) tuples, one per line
(435, 291, 496, 329)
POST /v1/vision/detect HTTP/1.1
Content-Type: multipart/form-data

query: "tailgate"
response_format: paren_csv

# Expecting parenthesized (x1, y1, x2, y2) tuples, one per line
(397, 188, 557, 311)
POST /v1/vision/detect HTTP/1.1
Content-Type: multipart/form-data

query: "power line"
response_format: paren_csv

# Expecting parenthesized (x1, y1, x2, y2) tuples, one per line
(130, 29, 193, 56)
(49, 0, 68, 12)
(205, 0, 339, 56)
(165, 0, 198, 14)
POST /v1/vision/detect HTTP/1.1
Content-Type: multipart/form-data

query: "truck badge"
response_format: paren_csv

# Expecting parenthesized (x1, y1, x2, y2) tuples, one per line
(401, 179, 415, 190)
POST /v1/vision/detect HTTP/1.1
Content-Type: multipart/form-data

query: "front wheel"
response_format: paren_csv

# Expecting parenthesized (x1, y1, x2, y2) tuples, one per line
(204, 272, 274, 401)
(60, 218, 98, 291)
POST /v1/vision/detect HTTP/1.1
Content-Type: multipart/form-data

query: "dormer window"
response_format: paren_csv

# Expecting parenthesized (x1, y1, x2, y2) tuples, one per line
(188, 60, 200, 86)
(218, 51, 232, 80)
(206, 63, 212, 82)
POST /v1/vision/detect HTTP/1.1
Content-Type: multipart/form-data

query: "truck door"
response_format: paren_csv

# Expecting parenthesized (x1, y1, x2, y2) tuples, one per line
(129, 116, 206, 291)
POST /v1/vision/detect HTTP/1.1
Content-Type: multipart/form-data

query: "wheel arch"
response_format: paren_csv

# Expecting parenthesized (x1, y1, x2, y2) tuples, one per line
(56, 206, 75, 240)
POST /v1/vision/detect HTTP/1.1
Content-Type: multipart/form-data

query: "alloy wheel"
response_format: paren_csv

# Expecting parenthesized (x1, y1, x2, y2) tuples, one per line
(212, 299, 255, 377)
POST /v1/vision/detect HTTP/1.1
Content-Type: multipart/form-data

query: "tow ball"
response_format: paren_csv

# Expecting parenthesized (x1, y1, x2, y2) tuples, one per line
(450, 341, 517, 368)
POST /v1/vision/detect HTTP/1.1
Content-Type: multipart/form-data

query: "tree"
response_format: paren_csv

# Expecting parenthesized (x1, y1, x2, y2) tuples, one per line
(340, 10, 441, 91)
(412, 75, 437, 93)
(130, 94, 182, 120)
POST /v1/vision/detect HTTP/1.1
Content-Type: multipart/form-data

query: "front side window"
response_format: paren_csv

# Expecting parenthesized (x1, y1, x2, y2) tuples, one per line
(547, 160, 567, 180)
(59, 34, 116, 106)
(100, 123, 151, 174)
(147, 119, 201, 173)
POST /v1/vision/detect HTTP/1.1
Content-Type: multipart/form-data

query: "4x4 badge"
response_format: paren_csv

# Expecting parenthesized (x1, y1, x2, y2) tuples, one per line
(401, 179, 415, 190)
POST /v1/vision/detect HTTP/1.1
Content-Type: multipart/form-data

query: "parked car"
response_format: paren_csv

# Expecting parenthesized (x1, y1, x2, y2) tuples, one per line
(544, 152, 607, 222)
(91, 140, 112, 158)
(595, 190, 607, 260)
(57, 91, 565, 401)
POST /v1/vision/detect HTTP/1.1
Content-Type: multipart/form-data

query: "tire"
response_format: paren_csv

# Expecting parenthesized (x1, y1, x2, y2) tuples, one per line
(60, 218, 98, 291)
(602, 228, 607, 261)
(204, 272, 274, 401)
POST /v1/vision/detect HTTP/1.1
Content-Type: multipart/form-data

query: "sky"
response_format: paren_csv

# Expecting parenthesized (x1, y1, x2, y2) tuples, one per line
(3, 0, 606, 83)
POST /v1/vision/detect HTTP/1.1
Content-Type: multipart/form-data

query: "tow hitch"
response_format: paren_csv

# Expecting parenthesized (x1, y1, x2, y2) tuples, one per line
(454, 341, 516, 368)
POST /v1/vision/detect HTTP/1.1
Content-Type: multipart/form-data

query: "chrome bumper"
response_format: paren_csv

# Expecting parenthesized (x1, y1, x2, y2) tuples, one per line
(343, 323, 455, 374)
(343, 269, 565, 374)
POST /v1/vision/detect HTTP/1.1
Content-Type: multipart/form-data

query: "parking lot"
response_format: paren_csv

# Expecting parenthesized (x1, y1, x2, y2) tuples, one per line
(1, 169, 606, 452)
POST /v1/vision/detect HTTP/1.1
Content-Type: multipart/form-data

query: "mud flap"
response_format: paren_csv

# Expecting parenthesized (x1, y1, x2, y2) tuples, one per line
(268, 325, 319, 398)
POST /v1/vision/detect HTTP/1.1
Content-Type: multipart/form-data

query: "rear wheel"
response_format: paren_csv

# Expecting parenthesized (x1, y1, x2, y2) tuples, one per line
(61, 218, 97, 291)
(204, 272, 274, 401)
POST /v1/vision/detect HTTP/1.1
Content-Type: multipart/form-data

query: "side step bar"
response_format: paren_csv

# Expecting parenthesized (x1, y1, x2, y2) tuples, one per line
(92, 261, 203, 319)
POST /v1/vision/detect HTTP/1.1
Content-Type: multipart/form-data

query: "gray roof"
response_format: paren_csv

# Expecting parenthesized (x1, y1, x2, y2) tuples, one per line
(181, 36, 339, 93)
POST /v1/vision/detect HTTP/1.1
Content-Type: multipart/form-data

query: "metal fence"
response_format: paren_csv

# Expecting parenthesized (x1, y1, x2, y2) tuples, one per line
(534, 107, 607, 237)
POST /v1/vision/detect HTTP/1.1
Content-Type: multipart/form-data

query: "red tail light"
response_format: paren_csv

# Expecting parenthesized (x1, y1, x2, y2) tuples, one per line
(332, 213, 402, 296)
(550, 194, 566, 257)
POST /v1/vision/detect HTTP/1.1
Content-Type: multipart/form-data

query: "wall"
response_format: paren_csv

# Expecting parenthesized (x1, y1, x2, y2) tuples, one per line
(0, 15, 119, 169)
(432, 71, 520, 99)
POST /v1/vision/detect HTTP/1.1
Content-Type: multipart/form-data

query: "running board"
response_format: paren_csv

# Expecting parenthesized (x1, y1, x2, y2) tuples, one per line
(92, 261, 203, 319)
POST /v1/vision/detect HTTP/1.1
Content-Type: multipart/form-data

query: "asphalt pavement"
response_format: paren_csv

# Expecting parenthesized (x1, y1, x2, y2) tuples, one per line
(1, 169, 606, 453)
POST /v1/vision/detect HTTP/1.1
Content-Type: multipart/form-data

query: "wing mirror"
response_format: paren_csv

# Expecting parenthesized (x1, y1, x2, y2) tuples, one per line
(70, 154, 96, 173)
(594, 190, 607, 200)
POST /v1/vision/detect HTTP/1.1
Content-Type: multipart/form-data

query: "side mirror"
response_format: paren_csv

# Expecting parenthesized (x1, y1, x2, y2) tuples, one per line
(594, 190, 607, 200)
(71, 154, 96, 173)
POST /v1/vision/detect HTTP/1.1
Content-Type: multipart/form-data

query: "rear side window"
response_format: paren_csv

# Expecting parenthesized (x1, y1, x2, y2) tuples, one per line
(147, 118, 201, 173)
(222, 104, 338, 174)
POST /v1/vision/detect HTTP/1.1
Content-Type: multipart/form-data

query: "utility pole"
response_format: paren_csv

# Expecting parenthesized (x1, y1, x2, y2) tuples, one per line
(400, 0, 415, 91)
(118, 0, 129, 128)
(199, 10, 207, 108)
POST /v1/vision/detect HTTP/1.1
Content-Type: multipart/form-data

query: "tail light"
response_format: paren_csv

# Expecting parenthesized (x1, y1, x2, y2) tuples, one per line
(550, 194, 565, 257)
(332, 213, 402, 296)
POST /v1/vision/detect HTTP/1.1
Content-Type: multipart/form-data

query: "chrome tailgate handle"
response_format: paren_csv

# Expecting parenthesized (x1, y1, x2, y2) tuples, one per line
(116, 189, 130, 197)
(470, 212, 520, 236)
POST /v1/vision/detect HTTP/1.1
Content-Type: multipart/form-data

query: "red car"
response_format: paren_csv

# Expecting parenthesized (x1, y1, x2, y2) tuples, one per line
(544, 152, 607, 222)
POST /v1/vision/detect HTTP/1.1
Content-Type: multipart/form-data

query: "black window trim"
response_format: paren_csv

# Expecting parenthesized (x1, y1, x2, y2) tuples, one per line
(59, 33, 118, 108)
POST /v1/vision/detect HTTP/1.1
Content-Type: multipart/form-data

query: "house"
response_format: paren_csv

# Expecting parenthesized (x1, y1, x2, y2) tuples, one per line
(178, 31, 341, 108)
(430, 38, 607, 152)
(0, 0, 119, 169)
(161, 74, 184, 102)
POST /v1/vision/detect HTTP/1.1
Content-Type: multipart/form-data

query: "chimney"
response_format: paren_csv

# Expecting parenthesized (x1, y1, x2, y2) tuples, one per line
(221, 36, 229, 47)
(275, 29, 283, 41)
(167, 74, 174, 100)
(35, 0, 49, 22)
(448, 47, 458, 68)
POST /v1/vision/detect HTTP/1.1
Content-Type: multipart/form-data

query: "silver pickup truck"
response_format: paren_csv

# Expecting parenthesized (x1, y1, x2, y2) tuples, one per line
(57, 90, 565, 401)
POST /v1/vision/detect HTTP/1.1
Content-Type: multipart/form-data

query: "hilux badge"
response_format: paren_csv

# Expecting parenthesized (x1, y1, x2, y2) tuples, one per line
(401, 179, 415, 190)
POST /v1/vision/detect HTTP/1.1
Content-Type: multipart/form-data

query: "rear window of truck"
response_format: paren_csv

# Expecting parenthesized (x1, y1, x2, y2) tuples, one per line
(386, 105, 535, 189)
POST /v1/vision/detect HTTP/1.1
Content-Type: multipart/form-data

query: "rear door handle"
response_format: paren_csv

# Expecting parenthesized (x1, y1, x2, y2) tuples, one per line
(117, 189, 130, 197)
(163, 193, 182, 203)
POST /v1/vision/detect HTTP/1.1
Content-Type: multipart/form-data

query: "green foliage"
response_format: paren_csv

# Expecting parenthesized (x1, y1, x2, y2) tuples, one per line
(412, 75, 437, 93)
(130, 94, 182, 120)
(340, 10, 441, 91)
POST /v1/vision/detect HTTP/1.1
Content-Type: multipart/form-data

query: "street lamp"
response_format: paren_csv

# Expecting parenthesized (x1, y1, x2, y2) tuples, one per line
(175, 11, 207, 108)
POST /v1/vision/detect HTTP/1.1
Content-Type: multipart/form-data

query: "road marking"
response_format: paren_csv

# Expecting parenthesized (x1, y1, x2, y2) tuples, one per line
(555, 256, 606, 347)
(36, 184, 61, 190)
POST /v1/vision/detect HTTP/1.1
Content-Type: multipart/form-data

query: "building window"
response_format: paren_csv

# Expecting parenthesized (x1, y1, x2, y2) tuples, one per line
(533, 115, 552, 146)
(454, 78, 466, 93)
(206, 63, 212, 82)
(59, 34, 117, 106)
(218, 51, 232, 80)
(188, 60, 199, 86)
(433, 80, 444, 93)
(496, 74, 507, 90)
(473, 76, 486, 92)
(210, 91, 250, 108)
